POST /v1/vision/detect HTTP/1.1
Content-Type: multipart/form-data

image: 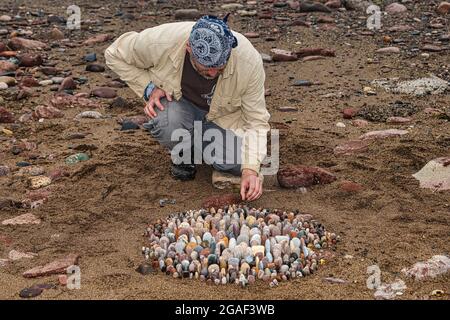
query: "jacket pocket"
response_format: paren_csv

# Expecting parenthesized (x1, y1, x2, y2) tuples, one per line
(217, 96, 241, 114)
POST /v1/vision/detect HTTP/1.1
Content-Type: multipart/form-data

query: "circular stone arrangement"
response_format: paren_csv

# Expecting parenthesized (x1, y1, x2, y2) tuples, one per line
(142, 205, 339, 287)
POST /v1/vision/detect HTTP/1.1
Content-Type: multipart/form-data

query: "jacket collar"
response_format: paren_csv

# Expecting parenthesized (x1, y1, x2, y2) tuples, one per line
(168, 36, 235, 79)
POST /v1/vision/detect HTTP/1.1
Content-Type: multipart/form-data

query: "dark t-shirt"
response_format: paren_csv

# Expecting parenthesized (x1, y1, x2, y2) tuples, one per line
(180, 52, 218, 112)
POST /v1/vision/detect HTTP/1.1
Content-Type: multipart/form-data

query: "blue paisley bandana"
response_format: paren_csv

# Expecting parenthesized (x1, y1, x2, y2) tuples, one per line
(189, 15, 238, 68)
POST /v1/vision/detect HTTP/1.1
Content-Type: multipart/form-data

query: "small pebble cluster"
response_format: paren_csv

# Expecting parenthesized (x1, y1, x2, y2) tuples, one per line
(142, 205, 339, 287)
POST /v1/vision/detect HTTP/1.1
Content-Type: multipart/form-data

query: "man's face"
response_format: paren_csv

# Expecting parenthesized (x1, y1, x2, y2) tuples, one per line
(187, 45, 226, 80)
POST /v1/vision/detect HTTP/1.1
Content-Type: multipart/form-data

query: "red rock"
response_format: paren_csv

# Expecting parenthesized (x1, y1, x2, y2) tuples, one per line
(33, 105, 64, 119)
(91, 87, 117, 98)
(437, 2, 450, 14)
(16, 87, 34, 100)
(317, 16, 335, 24)
(0, 234, 13, 246)
(277, 106, 298, 112)
(0, 60, 18, 73)
(334, 140, 370, 156)
(244, 32, 260, 38)
(83, 34, 113, 45)
(2, 213, 41, 226)
(277, 165, 337, 188)
(0, 42, 6, 52)
(47, 168, 69, 181)
(385, 3, 407, 14)
(342, 108, 358, 119)
(26, 189, 51, 202)
(0, 107, 15, 123)
(421, 45, 443, 52)
(50, 27, 65, 40)
(7, 37, 49, 50)
(20, 77, 40, 87)
(287, 0, 300, 10)
(50, 94, 102, 109)
(58, 77, 77, 91)
(23, 253, 80, 278)
(299, 2, 331, 12)
(376, 47, 401, 54)
(18, 54, 43, 67)
(0, 165, 10, 176)
(58, 275, 68, 286)
(387, 25, 413, 32)
(202, 193, 242, 209)
(325, 0, 341, 9)
(270, 49, 298, 62)
(0, 51, 18, 58)
(174, 9, 202, 20)
(386, 116, 412, 124)
(290, 20, 311, 27)
(295, 48, 336, 58)
(359, 129, 408, 140)
(40, 66, 58, 76)
(339, 180, 364, 192)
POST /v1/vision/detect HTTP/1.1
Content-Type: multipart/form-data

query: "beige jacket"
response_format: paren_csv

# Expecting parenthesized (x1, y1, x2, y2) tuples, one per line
(104, 21, 270, 173)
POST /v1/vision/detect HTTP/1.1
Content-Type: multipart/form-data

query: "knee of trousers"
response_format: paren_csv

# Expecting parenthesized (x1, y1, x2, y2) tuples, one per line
(212, 163, 242, 176)
(143, 100, 191, 149)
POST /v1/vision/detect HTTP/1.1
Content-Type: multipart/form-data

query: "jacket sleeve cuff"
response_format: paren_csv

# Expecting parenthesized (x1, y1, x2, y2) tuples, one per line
(241, 163, 260, 174)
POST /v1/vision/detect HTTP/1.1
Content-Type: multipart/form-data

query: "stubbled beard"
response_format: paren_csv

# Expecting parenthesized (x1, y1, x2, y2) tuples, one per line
(189, 55, 220, 80)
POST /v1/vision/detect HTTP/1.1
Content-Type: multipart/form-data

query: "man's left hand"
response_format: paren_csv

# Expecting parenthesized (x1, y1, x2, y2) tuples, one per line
(240, 169, 263, 201)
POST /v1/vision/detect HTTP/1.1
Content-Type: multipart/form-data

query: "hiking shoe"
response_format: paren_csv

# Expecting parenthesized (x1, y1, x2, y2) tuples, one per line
(171, 164, 196, 181)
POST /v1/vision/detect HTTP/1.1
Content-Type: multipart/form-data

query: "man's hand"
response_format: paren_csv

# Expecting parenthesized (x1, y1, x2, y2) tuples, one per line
(144, 87, 173, 118)
(240, 169, 263, 201)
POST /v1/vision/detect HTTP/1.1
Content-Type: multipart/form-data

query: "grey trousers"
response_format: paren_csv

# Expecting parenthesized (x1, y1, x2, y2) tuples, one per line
(143, 97, 242, 176)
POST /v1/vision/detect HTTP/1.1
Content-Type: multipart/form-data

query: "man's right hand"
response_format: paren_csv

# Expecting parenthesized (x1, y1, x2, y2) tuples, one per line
(144, 87, 173, 118)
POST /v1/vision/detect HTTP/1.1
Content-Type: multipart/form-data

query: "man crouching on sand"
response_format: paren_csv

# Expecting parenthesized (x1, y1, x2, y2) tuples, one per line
(105, 15, 270, 201)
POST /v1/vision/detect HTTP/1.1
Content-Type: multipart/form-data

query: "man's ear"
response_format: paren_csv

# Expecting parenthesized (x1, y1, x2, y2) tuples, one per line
(186, 43, 192, 54)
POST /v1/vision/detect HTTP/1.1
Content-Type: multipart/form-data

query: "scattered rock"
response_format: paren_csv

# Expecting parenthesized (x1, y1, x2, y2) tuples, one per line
(49, 27, 65, 40)
(277, 165, 337, 188)
(386, 116, 411, 124)
(372, 75, 449, 96)
(437, 2, 450, 14)
(91, 87, 117, 98)
(33, 105, 64, 119)
(270, 49, 298, 61)
(19, 286, 44, 298)
(277, 106, 298, 112)
(2, 213, 41, 226)
(402, 255, 450, 281)
(8, 250, 37, 261)
(23, 253, 80, 278)
(8, 37, 48, 50)
(323, 277, 348, 284)
(0, 107, 15, 123)
(0, 165, 10, 176)
(299, 2, 331, 13)
(342, 108, 358, 119)
(339, 181, 364, 192)
(174, 9, 202, 20)
(83, 53, 97, 62)
(18, 54, 43, 67)
(83, 34, 113, 45)
(86, 64, 105, 72)
(385, 3, 407, 14)
(421, 45, 443, 52)
(0, 60, 18, 74)
(118, 115, 150, 126)
(376, 47, 401, 54)
(74, 111, 105, 120)
(121, 121, 140, 131)
(412, 157, 450, 191)
(334, 140, 370, 156)
(220, 3, 244, 10)
(296, 48, 335, 58)
(58, 77, 77, 91)
(28, 175, 52, 189)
